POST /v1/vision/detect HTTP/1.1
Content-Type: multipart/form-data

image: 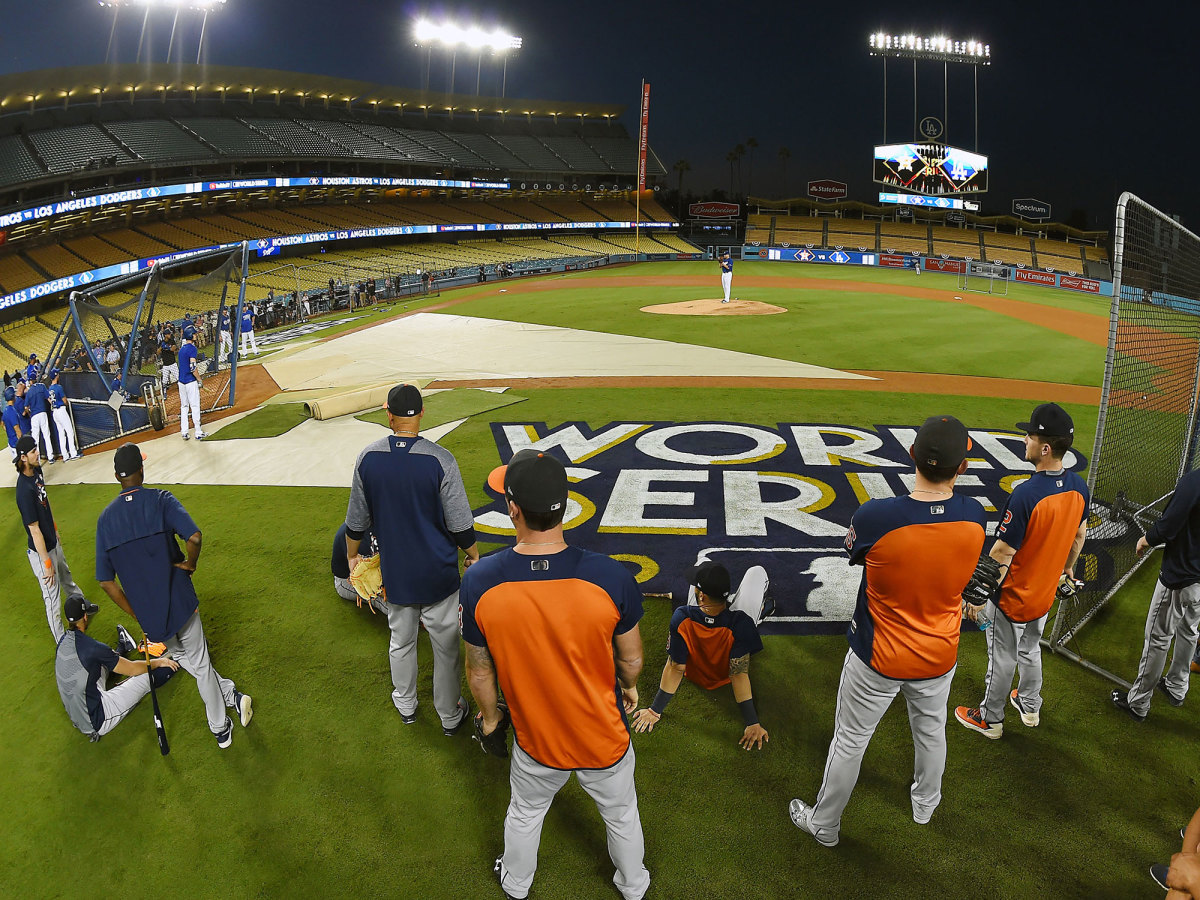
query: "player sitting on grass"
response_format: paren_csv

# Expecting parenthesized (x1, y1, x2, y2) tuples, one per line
(331, 522, 386, 616)
(632, 561, 771, 749)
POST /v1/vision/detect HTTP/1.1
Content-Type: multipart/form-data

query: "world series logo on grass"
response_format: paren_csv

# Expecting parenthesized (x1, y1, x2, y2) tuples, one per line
(471, 421, 1100, 636)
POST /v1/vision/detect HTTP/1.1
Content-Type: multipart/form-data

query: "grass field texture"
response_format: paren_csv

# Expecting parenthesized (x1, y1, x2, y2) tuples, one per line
(1, 262, 1183, 900)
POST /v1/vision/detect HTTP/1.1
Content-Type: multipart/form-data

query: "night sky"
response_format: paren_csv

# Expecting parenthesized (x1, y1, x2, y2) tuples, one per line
(1, 1, 1198, 230)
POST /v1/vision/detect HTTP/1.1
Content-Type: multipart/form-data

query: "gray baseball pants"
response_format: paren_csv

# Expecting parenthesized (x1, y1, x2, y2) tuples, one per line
(385, 591, 464, 728)
(498, 743, 650, 900)
(334, 576, 388, 615)
(1126, 579, 1200, 715)
(163, 610, 237, 734)
(809, 650, 954, 841)
(981, 602, 1049, 724)
(97, 669, 154, 737)
(26, 543, 82, 644)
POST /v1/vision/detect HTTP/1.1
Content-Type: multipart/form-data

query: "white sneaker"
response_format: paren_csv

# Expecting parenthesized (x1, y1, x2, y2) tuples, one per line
(788, 799, 838, 847)
(195, 432, 207, 441)
(1009, 690, 1040, 727)
(182, 433, 190, 441)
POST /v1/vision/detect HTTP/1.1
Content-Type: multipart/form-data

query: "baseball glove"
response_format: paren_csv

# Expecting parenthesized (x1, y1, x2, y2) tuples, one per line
(472, 704, 512, 758)
(349, 554, 385, 613)
(963, 552, 1004, 606)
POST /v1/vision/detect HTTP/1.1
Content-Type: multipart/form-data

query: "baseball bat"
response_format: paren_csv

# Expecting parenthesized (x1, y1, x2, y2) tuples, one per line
(145, 641, 170, 756)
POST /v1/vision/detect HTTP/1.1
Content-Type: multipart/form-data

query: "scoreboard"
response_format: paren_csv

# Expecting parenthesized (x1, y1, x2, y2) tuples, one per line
(873, 143, 988, 194)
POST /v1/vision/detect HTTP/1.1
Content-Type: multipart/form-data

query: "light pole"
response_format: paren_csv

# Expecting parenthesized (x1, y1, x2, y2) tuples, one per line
(96, 0, 227, 65)
(413, 19, 522, 97)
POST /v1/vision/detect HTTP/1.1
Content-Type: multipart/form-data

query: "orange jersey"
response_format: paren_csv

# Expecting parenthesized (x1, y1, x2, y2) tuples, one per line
(668, 605, 762, 690)
(995, 470, 1089, 622)
(460, 546, 643, 771)
(846, 494, 987, 680)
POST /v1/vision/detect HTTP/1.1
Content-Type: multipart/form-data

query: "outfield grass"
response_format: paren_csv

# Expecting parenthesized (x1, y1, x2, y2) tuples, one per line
(2, 265, 1176, 900)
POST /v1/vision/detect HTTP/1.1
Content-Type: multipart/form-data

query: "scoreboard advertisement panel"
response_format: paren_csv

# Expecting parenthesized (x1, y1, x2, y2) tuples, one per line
(874, 143, 988, 194)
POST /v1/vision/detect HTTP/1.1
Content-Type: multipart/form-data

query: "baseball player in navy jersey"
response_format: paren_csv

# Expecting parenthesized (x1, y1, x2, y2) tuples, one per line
(218, 308, 233, 365)
(177, 326, 205, 441)
(632, 561, 770, 749)
(159, 332, 178, 387)
(14, 434, 86, 643)
(1111, 468, 1200, 720)
(331, 522, 386, 616)
(55, 595, 179, 741)
(24, 376, 55, 463)
(719, 250, 734, 303)
(48, 369, 79, 461)
(956, 403, 1089, 739)
(791, 416, 986, 846)
(239, 303, 260, 356)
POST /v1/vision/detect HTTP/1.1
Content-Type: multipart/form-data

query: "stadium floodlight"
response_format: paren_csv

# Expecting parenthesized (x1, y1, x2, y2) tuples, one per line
(868, 31, 990, 65)
(412, 19, 522, 52)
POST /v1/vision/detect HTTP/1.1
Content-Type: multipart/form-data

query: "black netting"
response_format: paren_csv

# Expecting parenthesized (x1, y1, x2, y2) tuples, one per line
(1049, 195, 1200, 648)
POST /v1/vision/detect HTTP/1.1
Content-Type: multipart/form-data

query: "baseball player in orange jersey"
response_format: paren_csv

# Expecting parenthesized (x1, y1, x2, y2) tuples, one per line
(461, 450, 650, 900)
(632, 561, 770, 749)
(956, 403, 1089, 739)
(790, 416, 986, 846)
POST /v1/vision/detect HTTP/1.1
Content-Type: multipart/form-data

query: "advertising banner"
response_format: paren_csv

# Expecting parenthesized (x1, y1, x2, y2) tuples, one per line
(808, 179, 848, 200)
(638, 82, 651, 193)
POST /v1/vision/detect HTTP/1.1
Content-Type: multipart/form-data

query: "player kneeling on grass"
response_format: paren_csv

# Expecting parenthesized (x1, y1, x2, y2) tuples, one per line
(331, 523, 387, 616)
(790, 415, 986, 847)
(632, 561, 771, 750)
(55, 596, 179, 741)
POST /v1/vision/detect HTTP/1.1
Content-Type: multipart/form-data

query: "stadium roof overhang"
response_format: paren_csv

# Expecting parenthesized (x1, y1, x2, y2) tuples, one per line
(0, 63, 626, 121)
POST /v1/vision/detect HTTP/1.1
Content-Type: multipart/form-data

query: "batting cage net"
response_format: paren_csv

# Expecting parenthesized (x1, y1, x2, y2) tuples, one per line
(1046, 194, 1200, 678)
(44, 243, 248, 449)
(958, 261, 1011, 295)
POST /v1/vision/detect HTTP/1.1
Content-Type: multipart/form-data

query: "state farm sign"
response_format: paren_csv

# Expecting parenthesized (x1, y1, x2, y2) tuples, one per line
(808, 179, 848, 200)
(1016, 270, 1056, 286)
(689, 202, 741, 218)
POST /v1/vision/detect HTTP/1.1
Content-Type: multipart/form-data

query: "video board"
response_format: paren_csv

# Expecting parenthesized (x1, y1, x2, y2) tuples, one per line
(873, 143, 988, 194)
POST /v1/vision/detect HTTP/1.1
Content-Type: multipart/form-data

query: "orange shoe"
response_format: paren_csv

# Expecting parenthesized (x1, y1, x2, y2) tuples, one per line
(1191, 661, 1200, 675)
(954, 706, 1003, 739)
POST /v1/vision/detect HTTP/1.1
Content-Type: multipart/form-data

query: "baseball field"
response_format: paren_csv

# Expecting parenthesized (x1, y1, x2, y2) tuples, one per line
(0, 259, 1184, 899)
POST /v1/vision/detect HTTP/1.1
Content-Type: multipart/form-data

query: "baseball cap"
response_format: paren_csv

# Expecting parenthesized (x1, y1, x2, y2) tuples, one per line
(114, 442, 146, 477)
(1017, 403, 1074, 438)
(182, 325, 196, 340)
(487, 449, 568, 515)
(692, 560, 731, 601)
(387, 383, 423, 417)
(16, 435, 36, 455)
(65, 596, 100, 623)
(3, 387, 13, 401)
(49, 368, 59, 380)
(28, 353, 36, 360)
(913, 415, 973, 469)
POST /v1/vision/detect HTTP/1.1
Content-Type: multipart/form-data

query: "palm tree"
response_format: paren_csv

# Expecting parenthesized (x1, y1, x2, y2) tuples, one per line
(778, 146, 791, 196)
(672, 159, 691, 216)
(726, 150, 737, 197)
(732, 143, 746, 197)
(746, 137, 759, 197)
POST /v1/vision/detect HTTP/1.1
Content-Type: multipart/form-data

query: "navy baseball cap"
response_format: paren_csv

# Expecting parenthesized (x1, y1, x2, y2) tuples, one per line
(16, 435, 36, 454)
(65, 596, 100, 623)
(28, 353, 36, 360)
(387, 383, 423, 417)
(114, 443, 146, 477)
(182, 325, 197, 340)
(692, 560, 731, 601)
(487, 449, 568, 515)
(913, 415, 973, 469)
(1017, 403, 1074, 438)
(49, 368, 60, 380)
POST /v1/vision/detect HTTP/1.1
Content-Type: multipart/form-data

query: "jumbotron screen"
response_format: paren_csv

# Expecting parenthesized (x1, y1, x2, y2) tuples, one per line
(873, 143, 989, 194)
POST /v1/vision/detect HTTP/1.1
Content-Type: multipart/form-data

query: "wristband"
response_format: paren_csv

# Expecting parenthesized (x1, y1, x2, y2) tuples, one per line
(43, 557, 53, 571)
(650, 689, 674, 715)
(738, 698, 759, 726)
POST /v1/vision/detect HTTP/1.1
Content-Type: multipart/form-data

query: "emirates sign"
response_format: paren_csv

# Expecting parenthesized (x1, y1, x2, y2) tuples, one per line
(808, 179, 848, 200)
(689, 202, 741, 218)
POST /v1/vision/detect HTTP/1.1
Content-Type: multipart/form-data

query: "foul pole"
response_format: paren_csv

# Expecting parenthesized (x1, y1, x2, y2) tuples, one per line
(636, 80, 650, 255)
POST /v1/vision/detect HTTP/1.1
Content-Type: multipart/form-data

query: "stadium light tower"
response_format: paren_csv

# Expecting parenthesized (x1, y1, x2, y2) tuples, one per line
(96, 0, 226, 65)
(868, 31, 990, 150)
(412, 18, 523, 97)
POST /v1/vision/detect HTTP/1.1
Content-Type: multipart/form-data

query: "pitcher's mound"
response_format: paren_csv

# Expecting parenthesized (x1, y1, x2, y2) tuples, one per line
(640, 298, 787, 316)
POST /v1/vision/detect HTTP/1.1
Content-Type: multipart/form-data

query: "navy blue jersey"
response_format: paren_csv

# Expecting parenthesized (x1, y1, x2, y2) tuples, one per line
(159, 341, 175, 367)
(668, 605, 762, 689)
(331, 523, 378, 579)
(1146, 469, 1200, 589)
(25, 382, 49, 416)
(16, 469, 57, 552)
(95, 486, 200, 642)
(55, 630, 119, 734)
(345, 435, 474, 606)
(846, 493, 987, 680)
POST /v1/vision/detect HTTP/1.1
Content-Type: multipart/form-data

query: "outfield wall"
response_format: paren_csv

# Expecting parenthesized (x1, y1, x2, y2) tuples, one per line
(742, 245, 1115, 296)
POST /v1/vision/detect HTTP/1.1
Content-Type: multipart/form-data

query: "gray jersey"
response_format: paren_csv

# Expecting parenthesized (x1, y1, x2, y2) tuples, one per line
(55, 630, 118, 735)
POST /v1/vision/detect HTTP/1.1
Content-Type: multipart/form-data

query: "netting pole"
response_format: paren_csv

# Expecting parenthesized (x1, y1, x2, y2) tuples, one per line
(227, 241, 250, 407)
(120, 268, 156, 387)
(42, 307, 77, 378)
(67, 291, 114, 396)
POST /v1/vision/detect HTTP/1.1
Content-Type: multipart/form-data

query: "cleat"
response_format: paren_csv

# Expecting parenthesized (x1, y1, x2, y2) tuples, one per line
(1110, 690, 1146, 722)
(1151, 863, 1169, 890)
(215, 716, 233, 749)
(234, 691, 253, 727)
(954, 706, 1003, 739)
(195, 432, 207, 441)
(443, 698, 471, 736)
(1009, 689, 1040, 727)
(1157, 678, 1185, 707)
(493, 856, 521, 900)
(399, 706, 418, 725)
(788, 798, 838, 847)
(182, 433, 190, 441)
(116, 624, 137, 656)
